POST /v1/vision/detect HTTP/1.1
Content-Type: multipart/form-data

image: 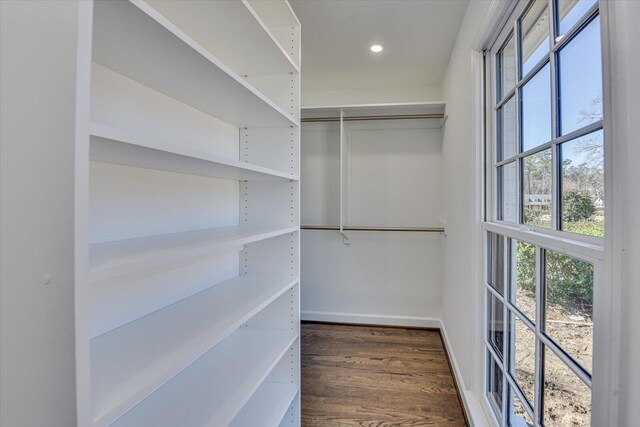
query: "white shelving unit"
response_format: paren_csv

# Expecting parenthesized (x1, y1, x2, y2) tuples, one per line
(75, 1, 301, 426)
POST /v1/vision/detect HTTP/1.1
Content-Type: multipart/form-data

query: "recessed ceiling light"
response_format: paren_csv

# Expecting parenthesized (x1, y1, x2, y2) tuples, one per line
(370, 44, 383, 53)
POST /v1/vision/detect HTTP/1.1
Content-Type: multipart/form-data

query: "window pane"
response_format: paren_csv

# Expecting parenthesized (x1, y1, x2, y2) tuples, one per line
(521, 64, 551, 151)
(510, 239, 536, 322)
(559, 16, 602, 136)
(488, 353, 504, 418)
(488, 232, 506, 294)
(500, 35, 517, 99)
(499, 96, 518, 161)
(499, 162, 518, 222)
(523, 149, 552, 227)
(521, 0, 550, 76)
(543, 346, 591, 426)
(489, 292, 505, 359)
(557, 0, 597, 37)
(560, 130, 604, 237)
(509, 387, 534, 427)
(511, 315, 537, 405)
(545, 250, 594, 373)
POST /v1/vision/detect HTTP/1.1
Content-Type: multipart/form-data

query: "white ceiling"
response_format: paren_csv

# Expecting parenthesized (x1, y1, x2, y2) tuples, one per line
(289, 0, 469, 93)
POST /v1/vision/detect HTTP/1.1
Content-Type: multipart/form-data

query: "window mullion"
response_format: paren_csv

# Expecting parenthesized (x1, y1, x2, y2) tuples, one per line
(549, 0, 559, 233)
(501, 236, 509, 427)
(534, 246, 544, 425)
(514, 17, 523, 226)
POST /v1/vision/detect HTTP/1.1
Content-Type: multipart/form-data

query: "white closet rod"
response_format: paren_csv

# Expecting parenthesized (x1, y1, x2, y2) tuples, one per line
(301, 225, 445, 233)
(301, 113, 444, 123)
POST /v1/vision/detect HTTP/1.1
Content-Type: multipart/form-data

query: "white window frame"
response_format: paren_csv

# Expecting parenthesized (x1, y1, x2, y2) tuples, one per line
(479, 1, 617, 426)
(487, 0, 604, 247)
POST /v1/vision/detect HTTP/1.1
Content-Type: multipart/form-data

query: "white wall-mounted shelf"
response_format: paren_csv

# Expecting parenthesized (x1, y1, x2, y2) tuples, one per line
(243, 0, 301, 71)
(302, 101, 446, 117)
(93, 0, 298, 129)
(245, 0, 301, 29)
(109, 329, 298, 427)
(145, 0, 299, 75)
(89, 225, 298, 283)
(91, 276, 298, 426)
(230, 383, 299, 427)
(302, 102, 447, 128)
(90, 124, 299, 182)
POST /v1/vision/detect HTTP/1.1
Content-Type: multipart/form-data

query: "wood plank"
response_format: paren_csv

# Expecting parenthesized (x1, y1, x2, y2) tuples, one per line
(301, 323, 467, 426)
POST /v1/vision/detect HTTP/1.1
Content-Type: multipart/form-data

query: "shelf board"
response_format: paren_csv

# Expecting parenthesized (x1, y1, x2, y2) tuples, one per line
(241, 0, 300, 72)
(91, 276, 299, 427)
(145, 0, 299, 75)
(244, 0, 300, 29)
(230, 383, 298, 427)
(92, 0, 298, 129)
(105, 329, 298, 427)
(89, 225, 299, 283)
(90, 124, 299, 182)
(301, 101, 446, 118)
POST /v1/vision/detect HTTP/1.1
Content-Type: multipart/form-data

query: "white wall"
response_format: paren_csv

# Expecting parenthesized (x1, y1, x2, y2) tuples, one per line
(301, 120, 443, 327)
(0, 1, 86, 425)
(440, 0, 493, 395)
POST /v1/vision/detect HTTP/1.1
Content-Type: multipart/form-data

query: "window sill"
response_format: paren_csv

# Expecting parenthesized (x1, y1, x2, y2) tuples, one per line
(483, 221, 604, 262)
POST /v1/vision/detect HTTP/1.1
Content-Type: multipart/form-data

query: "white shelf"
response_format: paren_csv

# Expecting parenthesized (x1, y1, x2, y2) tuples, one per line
(89, 225, 298, 283)
(301, 102, 447, 129)
(230, 383, 299, 427)
(107, 329, 298, 427)
(91, 275, 298, 426)
(245, 0, 301, 29)
(92, 0, 298, 129)
(90, 124, 299, 182)
(301, 101, 446, 118)
(242, 0, 300, 72)
(145, 0, 299, 75)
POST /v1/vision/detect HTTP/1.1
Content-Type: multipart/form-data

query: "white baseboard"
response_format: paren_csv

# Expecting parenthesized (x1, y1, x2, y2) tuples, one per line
(301, 310, 441, 328)
(439, 320, 494, 427)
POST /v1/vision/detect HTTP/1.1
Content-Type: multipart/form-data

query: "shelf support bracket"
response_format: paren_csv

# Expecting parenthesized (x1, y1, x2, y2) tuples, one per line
(339, 110, 350, 245)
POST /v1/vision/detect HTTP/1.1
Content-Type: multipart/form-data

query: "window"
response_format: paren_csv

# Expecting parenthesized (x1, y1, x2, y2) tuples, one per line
(492, 0, 604, 240)
(487, 233, 595, 426)
(485, 1, 603, 425)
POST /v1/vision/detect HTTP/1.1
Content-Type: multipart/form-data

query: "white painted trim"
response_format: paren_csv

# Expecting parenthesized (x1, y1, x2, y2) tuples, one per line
(597, 1, 624, 424)
(300, 311, 440, 329)
(482, 222, 604, 262)
(471, 48, 487, 404)
(74, 2, 94, 426)
(472, 0, 519, 51)
(440, 320, 495, 427)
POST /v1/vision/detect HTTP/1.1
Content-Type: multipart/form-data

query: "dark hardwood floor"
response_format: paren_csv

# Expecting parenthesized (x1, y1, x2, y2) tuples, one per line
(301, 322, 467, 427)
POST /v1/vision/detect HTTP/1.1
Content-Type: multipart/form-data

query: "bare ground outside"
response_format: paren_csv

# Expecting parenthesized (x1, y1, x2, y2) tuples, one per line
(512, 289, 592, 426)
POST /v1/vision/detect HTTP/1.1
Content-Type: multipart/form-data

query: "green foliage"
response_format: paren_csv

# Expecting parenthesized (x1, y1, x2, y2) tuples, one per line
(523, 207, 541, 225)
(515, 241, 536, 293)
(515, 243, 593, 310)
(562, 218, 604, 238)
(545, 251, 593, 308)
(523, 207, 552, 228)
(562, 190, 596, 222)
